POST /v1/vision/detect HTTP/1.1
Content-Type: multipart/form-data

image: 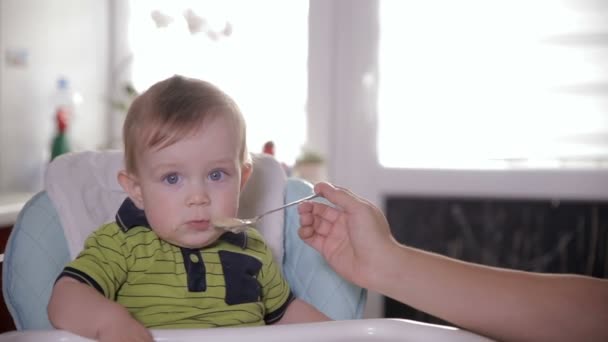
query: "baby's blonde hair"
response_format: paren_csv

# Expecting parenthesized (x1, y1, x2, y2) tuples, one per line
(122, 75, 249, 173)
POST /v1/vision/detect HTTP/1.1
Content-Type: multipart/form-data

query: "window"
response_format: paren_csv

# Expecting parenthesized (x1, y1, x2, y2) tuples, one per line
(378, 0, 608, 169)
(128, 0, 308, 164)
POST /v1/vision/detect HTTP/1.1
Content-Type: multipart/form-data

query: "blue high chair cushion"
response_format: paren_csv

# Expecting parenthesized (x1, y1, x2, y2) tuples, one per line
(2, 192, 69, 330)
(3, 179, 366, 330)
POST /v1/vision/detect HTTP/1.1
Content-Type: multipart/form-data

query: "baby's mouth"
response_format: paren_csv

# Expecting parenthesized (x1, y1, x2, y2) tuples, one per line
(184, 219, 211, 230)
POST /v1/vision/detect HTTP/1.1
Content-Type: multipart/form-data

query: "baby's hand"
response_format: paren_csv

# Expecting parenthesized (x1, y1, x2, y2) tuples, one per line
(97, 315, 153, 342)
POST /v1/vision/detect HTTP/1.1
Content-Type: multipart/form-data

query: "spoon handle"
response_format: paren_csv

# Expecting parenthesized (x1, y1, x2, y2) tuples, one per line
(257, 193, 320, 219)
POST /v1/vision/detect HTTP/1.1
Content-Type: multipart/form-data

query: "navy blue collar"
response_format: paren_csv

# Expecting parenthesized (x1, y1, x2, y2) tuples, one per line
(115, 197, 247, 249)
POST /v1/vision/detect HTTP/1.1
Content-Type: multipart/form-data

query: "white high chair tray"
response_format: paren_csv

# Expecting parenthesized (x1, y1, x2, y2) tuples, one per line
(0, 319, 492, 341)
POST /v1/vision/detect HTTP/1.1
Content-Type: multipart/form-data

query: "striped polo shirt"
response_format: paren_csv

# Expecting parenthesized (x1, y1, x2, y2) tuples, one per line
(58, 198, 294, 328)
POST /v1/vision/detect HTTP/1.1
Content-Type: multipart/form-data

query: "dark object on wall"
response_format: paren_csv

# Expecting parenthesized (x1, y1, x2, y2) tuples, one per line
(383, 196, 608, 326)
(1, 225, 17, 333)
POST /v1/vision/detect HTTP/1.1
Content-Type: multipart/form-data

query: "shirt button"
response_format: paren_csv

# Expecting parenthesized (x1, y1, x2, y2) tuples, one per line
(189, 253, 199, 263)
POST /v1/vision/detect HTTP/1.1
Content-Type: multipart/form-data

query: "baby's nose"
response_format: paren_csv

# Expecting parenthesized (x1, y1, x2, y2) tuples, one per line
(187, 191, 210, 206)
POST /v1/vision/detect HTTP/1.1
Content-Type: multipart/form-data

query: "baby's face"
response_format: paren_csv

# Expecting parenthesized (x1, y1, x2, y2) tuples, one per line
(132, 115, 248, 248)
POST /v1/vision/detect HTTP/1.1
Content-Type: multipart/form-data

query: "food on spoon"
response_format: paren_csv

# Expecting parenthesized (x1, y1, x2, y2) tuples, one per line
(212, 217, 249, 233)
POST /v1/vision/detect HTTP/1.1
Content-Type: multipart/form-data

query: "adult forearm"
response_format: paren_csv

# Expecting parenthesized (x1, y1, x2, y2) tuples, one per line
(369, 245, 608, 342)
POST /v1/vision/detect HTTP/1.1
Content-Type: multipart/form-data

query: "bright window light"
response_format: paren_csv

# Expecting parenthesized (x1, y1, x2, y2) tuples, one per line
(128, 0, 308, 165)
(378, 0, 608, 169)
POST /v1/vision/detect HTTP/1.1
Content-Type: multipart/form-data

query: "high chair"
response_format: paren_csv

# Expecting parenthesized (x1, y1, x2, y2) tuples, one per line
(1, 151, 490, 341)
(1, 151, 366, 330)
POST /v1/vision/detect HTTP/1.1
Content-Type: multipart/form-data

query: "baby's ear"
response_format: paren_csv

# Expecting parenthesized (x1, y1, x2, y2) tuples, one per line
(240, 162, 253, 190)
(117, 170, 145, 209)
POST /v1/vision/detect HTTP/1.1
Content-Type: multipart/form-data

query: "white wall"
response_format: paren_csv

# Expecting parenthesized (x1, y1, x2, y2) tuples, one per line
(0, 0, 110, 192)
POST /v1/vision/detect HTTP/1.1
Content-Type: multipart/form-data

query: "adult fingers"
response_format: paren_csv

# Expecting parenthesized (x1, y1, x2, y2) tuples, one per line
(298, 226, 324, 252)
(298, 225, 315, 240)
(300, 198, 344, 224)
(297, 201, 314, 215)
(314, 182, 364, 214)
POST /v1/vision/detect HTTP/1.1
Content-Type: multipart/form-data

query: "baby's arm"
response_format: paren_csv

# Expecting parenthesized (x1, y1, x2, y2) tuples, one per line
(275, 298, 330, 324)
(48, 277, 153, 342)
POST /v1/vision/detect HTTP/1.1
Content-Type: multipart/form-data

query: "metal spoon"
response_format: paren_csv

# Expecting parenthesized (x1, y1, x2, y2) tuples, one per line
(213, 193, 320, 233)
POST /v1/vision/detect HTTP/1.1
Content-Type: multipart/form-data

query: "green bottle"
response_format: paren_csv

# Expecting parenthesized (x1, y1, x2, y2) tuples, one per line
(51, 107, 70, 160)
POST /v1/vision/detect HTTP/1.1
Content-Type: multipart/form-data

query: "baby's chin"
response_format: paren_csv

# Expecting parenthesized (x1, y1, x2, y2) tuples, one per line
(173, 234, 223, 249)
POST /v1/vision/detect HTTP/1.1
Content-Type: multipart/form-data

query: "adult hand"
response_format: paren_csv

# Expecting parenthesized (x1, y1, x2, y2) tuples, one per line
(298, 182, 395, 288)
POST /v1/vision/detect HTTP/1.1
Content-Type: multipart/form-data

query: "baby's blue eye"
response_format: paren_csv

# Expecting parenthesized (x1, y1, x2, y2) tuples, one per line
(209, 170, 225, 181)
(164, 173, 180, 185)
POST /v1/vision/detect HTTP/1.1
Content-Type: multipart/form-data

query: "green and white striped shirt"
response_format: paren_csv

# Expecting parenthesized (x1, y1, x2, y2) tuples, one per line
(59, 198, 293, 328)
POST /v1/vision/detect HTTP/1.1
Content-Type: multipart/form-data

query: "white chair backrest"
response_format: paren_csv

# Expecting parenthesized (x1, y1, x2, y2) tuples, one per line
(44, 151, 287, 264)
